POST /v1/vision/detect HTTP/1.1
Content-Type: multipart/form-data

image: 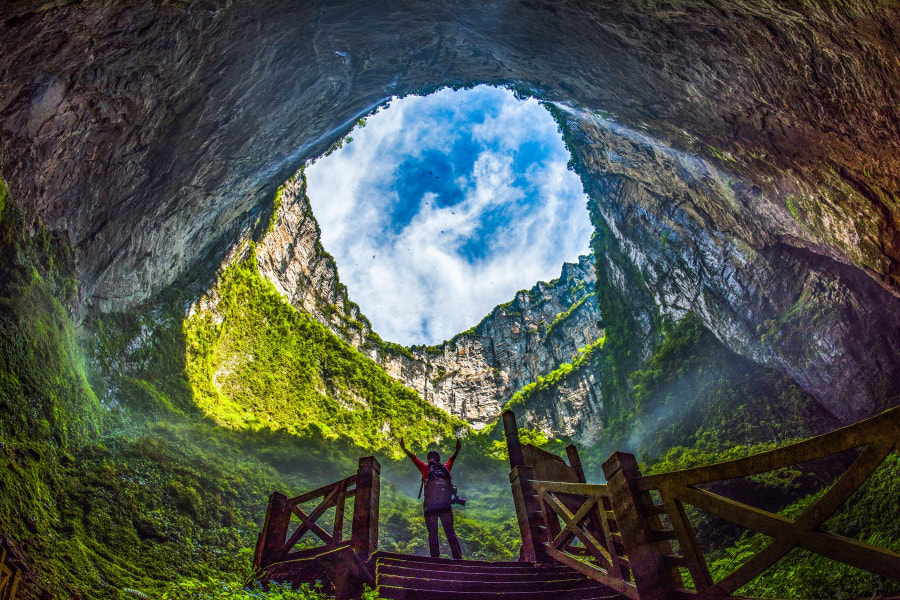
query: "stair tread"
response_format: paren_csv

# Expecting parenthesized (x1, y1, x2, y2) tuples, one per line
(374, 552, 528, 567)
(372, 551, 624, 600)
(376, 557, 575, 573)
(378, 574, 602, 592)
(377, 565, 588, 582)
(377, 584, 624, 600)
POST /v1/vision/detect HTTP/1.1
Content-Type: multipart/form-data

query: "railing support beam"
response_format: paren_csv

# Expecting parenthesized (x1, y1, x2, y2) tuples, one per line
(603, 452, 674, 600)
(255, 491, 291, 568)
(504, 410, 550, 562)
(351, 456, 380, 559)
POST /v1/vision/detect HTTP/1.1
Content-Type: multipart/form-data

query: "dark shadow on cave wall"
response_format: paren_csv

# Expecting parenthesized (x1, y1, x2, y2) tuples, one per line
(0, 0, 898, 420)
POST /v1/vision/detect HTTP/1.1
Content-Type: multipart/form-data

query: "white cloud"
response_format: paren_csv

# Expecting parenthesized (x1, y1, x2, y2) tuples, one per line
(306, 86, 592, 346)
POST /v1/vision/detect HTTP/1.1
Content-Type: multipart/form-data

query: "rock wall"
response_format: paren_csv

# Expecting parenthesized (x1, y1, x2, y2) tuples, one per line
(1, 1, 897, 311)
(255, 171, 605, 430)
(554, 106, 900, 423)
(1, 0, 898, 423)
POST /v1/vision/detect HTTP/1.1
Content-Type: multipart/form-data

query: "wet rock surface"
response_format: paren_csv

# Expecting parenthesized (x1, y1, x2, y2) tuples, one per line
(1, 0, 898, 421)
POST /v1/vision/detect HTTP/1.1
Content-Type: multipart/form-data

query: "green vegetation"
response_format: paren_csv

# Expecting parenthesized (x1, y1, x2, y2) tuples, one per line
(163, 580, 336, 600)
(543, 292, 594, 339)
(183, 248, 463, 457)
(785, 196, 800, 220)
(505, 336, 606, 411)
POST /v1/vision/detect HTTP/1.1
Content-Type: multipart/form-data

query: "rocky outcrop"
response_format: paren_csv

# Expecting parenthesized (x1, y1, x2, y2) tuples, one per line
(255, 171, 605, 430)
(1, 1, 898, 423)
(553, 106, 900, 423)
(2, 1, 898, 311)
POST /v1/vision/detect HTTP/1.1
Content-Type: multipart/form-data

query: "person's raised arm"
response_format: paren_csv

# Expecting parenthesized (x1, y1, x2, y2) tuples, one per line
(400, 437, 424, 469)
(446, 438, 462, 469)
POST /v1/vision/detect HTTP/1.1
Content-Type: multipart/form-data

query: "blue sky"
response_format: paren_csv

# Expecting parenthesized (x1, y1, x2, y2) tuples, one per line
(306, 86, 592, 346)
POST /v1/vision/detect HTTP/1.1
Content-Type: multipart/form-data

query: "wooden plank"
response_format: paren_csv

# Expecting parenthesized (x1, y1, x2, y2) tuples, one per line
(525, 444, 582, 483)
(351, 456, 380, 558)
(543, 544, 640, 599)
(288, 476, 356, 506)
(663, 497, 713, 591)
(566, 444, 587, 484)
(796, 529, 900, 580)
(639, 406, 900, 490)
(532, 481, 610, 498)
(503, 410, 526, 469)
(257, 491, 292, 567)
(292, 505, 334, 545)
(543, 491, 613, 568)
(603, 452, 673, 600)
(285, 486, 340, 550)
(510, 465, 548, 562)
(333, 485, 347, 544)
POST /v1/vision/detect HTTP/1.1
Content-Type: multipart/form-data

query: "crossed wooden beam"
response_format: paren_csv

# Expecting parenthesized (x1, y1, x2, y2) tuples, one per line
(283, 475, 357, 552)
(520, 406, 900, 600)
(640, 414, 900, 597)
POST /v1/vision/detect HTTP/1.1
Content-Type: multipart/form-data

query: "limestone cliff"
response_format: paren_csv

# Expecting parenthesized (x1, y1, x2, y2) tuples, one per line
(549, 105, 900, 424)
(2, 1, 897, 427)
(255, 170, 605, 437)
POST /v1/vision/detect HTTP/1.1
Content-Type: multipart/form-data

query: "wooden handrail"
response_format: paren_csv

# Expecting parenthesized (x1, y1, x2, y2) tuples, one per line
(635, 405, 900, 598)
(254, 456, 380, 570)
(639, 406, 900, 490)
(504, 406, 900, 600)
(0, 547, 21, 600)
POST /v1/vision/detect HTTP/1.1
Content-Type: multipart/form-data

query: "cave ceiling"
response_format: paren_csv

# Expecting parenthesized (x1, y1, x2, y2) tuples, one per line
(1, 0, 898, 421)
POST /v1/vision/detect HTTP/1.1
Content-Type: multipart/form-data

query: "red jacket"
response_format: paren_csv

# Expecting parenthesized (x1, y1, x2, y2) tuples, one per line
(406, 452, 455, 479)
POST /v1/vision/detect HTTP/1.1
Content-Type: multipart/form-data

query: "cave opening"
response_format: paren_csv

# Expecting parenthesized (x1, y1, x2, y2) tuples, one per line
(303, 85, 593, 346)
(1, 3, 899, 598)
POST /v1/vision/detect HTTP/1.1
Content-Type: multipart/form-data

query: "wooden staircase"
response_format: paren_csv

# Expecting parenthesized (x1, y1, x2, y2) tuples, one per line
(373, 552, 626, 600)
(255, 407, 900, 600)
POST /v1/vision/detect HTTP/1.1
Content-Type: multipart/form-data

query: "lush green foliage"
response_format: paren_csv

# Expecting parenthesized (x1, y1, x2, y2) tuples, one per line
(543, 293, 593, 339)
(505, 336, 605, 411)
(704, 453, 900, 598)
(183, 250, 464, 457)
(163, 580, 332, 600)
(0, 180, 100, 448)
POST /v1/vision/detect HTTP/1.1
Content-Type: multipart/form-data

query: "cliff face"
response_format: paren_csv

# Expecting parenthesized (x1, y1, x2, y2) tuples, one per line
(255, 171, 605, 434)
(551, 106, 900, 423)
(2, 1, 897, 313)
(1, 0, 898, 426)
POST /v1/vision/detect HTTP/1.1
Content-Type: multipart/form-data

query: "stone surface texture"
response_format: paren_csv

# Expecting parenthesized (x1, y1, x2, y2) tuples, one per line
(1, 0, 898, 423)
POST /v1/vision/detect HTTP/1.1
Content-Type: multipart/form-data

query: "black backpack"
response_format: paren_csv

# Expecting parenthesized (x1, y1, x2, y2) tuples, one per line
(423, 462, 454, 511)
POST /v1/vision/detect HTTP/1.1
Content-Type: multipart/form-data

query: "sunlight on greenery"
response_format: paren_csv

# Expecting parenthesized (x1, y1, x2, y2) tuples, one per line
(183, 248, 465, 458)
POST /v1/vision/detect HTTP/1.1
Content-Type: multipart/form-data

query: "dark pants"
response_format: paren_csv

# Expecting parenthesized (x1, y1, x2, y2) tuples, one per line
(424, 508, 462, 559)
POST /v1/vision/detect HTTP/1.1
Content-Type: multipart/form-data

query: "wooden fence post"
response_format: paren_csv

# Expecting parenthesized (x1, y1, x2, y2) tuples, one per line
(255, 491, 291, 568)
(603, 452, 673, 600)
(0, 547, 21, 600)
(352, 456, 380, 559)
(566, 444, 587, 484)
(503, 410, 548, 563)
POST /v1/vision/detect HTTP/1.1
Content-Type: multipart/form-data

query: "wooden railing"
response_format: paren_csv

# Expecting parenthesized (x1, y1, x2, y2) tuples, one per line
(0, 547, 20, 600)
(504, 406, 900, 600)
(254, 456, 380, 596)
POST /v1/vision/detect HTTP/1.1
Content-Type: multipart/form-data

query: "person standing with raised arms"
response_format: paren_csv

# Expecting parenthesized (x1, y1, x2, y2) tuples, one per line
(399, 437, 464, 559)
